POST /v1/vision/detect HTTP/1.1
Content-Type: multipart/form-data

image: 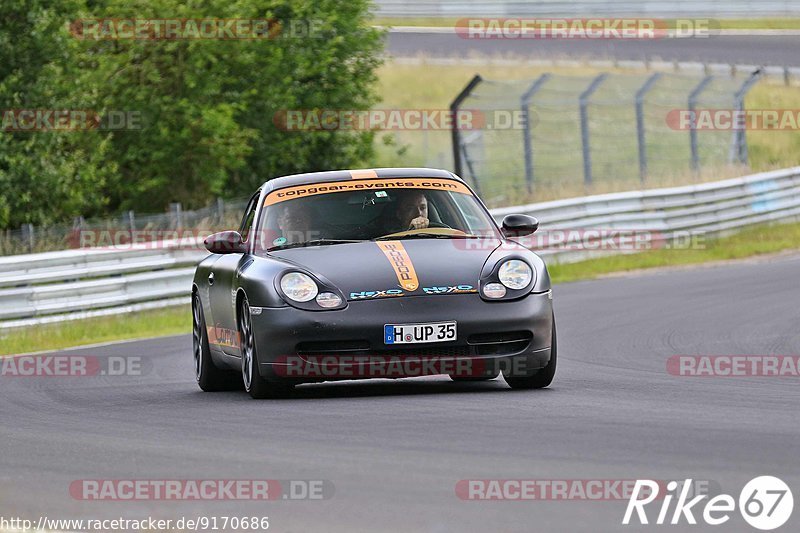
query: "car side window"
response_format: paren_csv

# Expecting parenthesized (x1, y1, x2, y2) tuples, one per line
(239, 191, 260, 242)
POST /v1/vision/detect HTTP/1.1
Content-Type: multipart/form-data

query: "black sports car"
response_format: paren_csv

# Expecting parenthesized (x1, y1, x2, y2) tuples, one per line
(192, 168, 556, 398)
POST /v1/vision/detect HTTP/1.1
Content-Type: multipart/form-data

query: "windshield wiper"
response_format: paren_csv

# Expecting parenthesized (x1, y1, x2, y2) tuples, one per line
(269, 239, 363, 251)
(373, 233, 484, 241)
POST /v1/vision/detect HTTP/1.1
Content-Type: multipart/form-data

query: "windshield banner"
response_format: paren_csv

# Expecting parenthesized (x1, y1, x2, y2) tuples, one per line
(264, 178, 473, 206)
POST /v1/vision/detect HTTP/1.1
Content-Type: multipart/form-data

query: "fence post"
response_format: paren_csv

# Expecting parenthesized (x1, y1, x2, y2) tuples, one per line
(449, 74, 482, 181)
(520, 73, 551, 194)
(127, 210, 136, 235)
(170, 202, 183, 229)
(688, 75, 713, 172)
(216, 197, 225, 224)
(71, 216, 83, 249)
(459, 133, 483, 197)
(636, 73, 662, 184)
(579, 73, 608, 187)
(730, 68, 763, 165)
(22, 223, 34, 253)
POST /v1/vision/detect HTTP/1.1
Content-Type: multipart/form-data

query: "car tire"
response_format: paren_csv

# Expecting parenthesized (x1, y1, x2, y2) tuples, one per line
(503, 315, 557, 390)
(238, 295, 294, 399)
(193, 293, 240, 391)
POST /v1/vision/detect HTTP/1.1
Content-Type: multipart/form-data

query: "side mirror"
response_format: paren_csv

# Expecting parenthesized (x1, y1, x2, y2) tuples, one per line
(501, 214, 539, 238)
(204, 231, 246, 254)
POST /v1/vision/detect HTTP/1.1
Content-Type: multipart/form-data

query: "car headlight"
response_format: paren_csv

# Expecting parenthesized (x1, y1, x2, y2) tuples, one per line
(498, 260, 532, 290)
(315, 292, 342, 308)
(280, 272, 319, 302)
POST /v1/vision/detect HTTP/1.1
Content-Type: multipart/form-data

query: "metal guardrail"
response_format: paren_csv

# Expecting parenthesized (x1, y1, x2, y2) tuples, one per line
(373, 0, 800, 17)
(0, 241, 206, 328)
(493, 166, 800, 263)
(1, 166, 799, 328)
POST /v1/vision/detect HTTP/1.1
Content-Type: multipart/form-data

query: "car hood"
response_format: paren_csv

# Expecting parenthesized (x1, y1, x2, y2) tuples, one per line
(269, 238, 502, 300)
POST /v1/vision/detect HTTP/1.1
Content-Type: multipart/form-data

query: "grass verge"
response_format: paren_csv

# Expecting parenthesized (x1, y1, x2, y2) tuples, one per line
(2, 222, 800, 354)
(0, 305, 190, 356)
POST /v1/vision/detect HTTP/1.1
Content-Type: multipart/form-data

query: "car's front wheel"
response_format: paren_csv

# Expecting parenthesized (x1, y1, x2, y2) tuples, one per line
(503, 315, 557, 390)
(238, 295, 294, 399)
(193, 293, 240, 391)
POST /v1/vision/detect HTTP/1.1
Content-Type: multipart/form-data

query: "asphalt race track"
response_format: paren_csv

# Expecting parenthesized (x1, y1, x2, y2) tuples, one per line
(386, 32, 800, 67)
(2, 254, 799, 532)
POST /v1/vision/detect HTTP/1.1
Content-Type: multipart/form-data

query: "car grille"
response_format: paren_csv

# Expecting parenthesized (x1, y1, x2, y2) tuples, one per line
(296, 340, 370, 355)
(295, 331, 531, 358)
(370, 345, 472, 358)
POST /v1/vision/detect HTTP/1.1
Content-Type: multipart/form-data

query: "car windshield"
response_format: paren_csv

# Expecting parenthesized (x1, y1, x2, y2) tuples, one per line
(254, 177, 500, 252)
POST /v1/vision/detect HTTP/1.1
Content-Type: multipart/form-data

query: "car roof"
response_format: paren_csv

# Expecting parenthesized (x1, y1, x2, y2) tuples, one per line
(260, 168, 463, 193)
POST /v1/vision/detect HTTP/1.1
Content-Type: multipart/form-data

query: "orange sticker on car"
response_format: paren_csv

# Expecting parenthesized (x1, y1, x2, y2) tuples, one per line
(376, 241, 419, 292)
(264, 177, 472, 206)
(207, 325, 240, 349)
(349, 169, 378, 179)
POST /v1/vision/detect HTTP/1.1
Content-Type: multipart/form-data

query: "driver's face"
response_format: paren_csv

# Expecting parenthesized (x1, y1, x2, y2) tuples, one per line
(397, 193, 428, 226)
(276, 203, 311, 233)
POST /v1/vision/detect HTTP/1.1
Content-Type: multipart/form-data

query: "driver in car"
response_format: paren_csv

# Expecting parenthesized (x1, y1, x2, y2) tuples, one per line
(275, 202, 316, 244)
(385, 190, 430, 233)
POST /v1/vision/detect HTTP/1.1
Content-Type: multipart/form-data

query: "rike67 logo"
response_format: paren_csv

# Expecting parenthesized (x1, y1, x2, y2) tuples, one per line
(624, 476, 793, 530)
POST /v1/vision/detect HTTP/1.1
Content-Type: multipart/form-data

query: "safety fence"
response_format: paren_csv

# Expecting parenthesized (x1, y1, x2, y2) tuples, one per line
(450, 68, 768, 205)
(0, 197, 248, 256)
(1, 166, 798, 329)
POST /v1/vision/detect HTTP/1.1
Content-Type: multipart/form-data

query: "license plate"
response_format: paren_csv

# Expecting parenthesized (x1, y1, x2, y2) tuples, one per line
(384, 321, 456, 345)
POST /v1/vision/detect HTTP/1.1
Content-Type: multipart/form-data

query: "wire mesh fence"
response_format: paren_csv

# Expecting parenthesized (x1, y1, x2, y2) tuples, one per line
(0, 197, 249, 256)
(452, 69, 763, 205)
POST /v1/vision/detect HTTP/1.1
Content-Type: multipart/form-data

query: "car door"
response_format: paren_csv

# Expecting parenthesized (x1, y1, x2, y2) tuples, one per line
(208, 190, 260, 356)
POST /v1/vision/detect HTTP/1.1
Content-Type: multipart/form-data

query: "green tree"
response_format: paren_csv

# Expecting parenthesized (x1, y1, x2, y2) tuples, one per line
(0, 0, 384, 227)
(0, 0, 117, 227)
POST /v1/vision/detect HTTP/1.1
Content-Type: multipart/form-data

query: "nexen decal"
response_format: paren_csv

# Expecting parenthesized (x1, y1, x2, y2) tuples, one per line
(350, 289, 404, 300)
(422, 285, 476, 294)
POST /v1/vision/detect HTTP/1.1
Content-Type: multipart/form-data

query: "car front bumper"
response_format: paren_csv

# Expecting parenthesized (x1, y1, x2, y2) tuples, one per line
(251, 291, 554, 382)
